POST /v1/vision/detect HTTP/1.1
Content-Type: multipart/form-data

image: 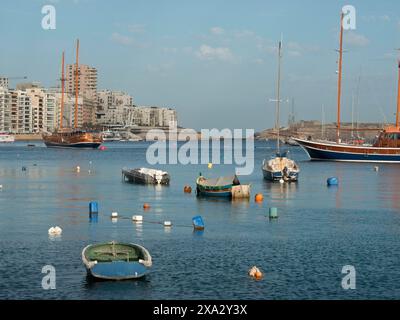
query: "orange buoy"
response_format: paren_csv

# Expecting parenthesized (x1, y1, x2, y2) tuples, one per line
(255, 193, 264, 202)
(184, 185, 192, 193)
(248, 266, 263, 280)
(143, 203, 151, 210)
(255, 270, 263, 280)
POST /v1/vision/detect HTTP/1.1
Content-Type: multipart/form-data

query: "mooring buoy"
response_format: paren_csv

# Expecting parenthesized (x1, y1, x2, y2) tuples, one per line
(327, 177, 339, 186)
(269, 207, 278, 219)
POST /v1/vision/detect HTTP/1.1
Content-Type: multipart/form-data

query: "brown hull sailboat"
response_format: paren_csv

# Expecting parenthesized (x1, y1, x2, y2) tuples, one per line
(295, 13, 400, 163)
(43, 40, 103, 149)
(43, 130, 102, 149)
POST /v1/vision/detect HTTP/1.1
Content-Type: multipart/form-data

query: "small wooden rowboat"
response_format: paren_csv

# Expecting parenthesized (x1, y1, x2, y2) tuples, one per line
(196, 174, 248, 198)
(82, 242, 152, 280)
(122, 167, 170, 185)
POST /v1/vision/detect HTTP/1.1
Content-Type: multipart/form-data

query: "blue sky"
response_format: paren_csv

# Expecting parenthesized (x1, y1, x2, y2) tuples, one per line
(1, 0, 400, 130)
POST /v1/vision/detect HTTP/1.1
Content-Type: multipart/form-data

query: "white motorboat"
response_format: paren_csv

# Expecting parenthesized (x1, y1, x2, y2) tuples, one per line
(0, 132, 15, 143)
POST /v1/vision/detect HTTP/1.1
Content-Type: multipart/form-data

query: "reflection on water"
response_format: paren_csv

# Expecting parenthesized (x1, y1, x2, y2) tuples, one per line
(2, 141, 400, 299)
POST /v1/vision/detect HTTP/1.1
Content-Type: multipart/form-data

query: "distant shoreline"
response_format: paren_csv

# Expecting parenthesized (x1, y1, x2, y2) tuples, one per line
(14, 134, 42, 141)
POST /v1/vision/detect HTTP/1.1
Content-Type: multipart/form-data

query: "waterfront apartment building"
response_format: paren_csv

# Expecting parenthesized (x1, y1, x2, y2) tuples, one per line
(0, 77, 9, 89)
(0, 87, 10, 131)
(0, 83, 85, 134)
(9, 89, 32, 133)
(66, 64, 97, 126)
(97, 90, 134, 126)
(134, 106, 177, 127)
(66, 64, 97, 100)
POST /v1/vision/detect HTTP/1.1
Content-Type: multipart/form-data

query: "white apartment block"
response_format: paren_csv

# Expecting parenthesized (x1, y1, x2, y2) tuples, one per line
(0, 77, 9, 89)
(97, 90, 134, 126)
(134, 106, 177, 127)
(0, 87, 10, 132)
(66, 64, 97, 100)
(9, 89, 32, 134)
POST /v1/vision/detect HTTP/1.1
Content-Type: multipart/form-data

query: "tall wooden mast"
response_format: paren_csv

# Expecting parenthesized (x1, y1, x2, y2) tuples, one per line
(276, 36, 283, 154)
(336, 13, 344, 143)
(74, 39, 80, 129)
(60, 51, 65, 129)
(396, 60, 400, 127)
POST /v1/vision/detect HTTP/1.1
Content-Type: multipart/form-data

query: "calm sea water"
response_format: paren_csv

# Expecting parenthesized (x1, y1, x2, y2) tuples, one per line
(1, 140, 400, 300)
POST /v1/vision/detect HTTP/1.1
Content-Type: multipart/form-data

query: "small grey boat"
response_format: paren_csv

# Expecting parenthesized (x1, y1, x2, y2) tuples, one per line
(122, 167, 170, 185)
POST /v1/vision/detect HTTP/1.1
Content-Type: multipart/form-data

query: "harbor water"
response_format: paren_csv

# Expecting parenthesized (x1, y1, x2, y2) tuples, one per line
(1, 140, 400, 299)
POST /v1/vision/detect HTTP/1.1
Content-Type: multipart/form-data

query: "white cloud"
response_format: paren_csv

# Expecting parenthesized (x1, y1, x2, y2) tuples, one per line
(234, 30, 255, 38)
(195, 45, 235, 62)
(110, 33, 149, 48)
(362, 15, 391, 23)
(288, 50, 301, 57)
(344, 31, 370, 47)
(111, 33, 133, 46)
(146, 63, 174, 76)
(210, 27, 225, 35)
(128, 24, 146, 34)
(162, 47, 178, 54)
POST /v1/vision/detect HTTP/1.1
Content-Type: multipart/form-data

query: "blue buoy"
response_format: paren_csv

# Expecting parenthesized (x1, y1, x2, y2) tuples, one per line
(89, 202, 98, 221)
(327, 177, 339, 186)
(192, 216, 205, 231)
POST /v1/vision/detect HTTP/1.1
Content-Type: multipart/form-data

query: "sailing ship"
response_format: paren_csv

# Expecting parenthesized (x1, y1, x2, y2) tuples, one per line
(43, 40, 102, 149)
(262, 38, 300, 182)
(294, 13, 400, 163)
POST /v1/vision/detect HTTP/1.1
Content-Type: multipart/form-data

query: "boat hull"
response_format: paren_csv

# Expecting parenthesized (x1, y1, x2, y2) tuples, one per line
(295, 138, 400, 163)
(196, 188, 233, 197)
(196, 177, 233, 197)
(262, 168, 299, 182)
(86, 261, 149, 280)
(44, 141, 102, 149)
(0, 134, 15, 143)
(122, 168, 170, 185)
(43, 131, 102, 149)
(82, 242, 152, 281)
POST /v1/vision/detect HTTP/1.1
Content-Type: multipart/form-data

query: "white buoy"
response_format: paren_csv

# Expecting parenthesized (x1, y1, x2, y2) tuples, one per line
(279, 179, 284, 184)
(132, 215, 143, 222)
(111, 212, 118, 218)
(374, 166, 379, 172)
(48, 226, 62, 236)
(76, 166, 80, 172)
(164, 221, 172, 227)
(0, 185, 3, 190)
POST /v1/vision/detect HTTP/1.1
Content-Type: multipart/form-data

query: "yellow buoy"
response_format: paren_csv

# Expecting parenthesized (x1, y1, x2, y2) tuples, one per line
(208, 163, 213, 169)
